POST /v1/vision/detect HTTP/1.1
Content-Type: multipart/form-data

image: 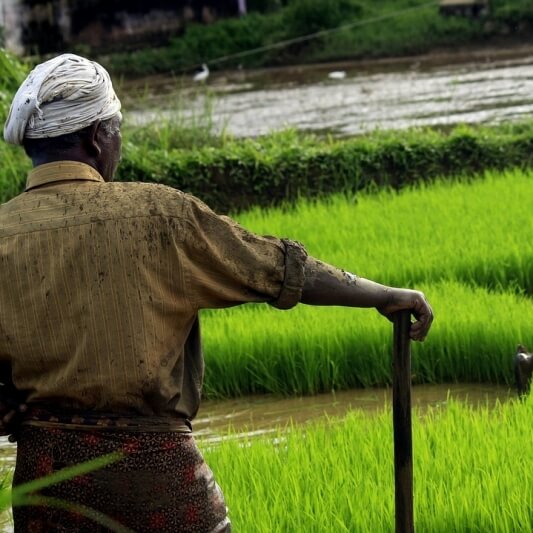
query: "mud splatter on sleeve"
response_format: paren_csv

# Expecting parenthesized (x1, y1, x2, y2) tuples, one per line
(181, 195, 307, 310)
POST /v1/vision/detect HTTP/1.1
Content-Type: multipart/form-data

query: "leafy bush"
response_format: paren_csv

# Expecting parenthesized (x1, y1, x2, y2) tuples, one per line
(492, 0, 533, 28)
(282, 0, 361, 37)
(116, 123, 533, 214)
(248, 0, 283, 13)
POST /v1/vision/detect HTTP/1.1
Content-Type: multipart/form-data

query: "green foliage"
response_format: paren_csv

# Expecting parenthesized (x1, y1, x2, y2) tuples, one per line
(116, 122, 533, 214)
(204, 398, 533, 531)
(200, 170, 532, 397)
(247, 0, 283, 13)
(0, 48, 27, 123)
(105, 13, 281, 76)
(282, 0, 360, 37)
(102, 0, 533, 77)
(0, 144, 29, 203)
(203, 281, 532, 396)
(0, 50, 30, 203)
(492, 0, 533, 27)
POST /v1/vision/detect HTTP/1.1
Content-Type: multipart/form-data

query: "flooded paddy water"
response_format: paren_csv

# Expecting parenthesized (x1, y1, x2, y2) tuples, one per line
(0, 383, 514, 463)
(194, 383, 514, 442)
(125, 45, 533, 137)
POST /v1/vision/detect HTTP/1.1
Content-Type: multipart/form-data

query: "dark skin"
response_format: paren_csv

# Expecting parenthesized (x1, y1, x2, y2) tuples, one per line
(0, 120, 433, 439)
(28, 120, 122, 183)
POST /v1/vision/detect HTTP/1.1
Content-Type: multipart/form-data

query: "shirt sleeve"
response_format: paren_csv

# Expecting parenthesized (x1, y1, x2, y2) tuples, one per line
(180, 194, 307, 311)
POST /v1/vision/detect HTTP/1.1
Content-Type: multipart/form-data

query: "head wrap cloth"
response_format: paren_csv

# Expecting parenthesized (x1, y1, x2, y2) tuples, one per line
(4, 53, 121, 146)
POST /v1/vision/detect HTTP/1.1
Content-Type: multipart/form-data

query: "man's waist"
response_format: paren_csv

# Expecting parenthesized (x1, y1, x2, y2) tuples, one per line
(22, 404, 192, 433)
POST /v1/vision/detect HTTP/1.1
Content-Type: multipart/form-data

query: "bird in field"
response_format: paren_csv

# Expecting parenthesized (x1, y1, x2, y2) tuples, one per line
(328, 70, 346, 80)
(193, 64, 210, 83)
(514, 344, 533, 398)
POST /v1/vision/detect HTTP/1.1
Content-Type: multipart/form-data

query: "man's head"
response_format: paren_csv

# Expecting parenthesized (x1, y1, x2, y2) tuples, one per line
(4, 53, 122, 181)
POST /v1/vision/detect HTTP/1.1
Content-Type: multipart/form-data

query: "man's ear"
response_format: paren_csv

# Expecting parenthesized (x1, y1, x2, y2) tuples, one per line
(85, 120, 102, 158)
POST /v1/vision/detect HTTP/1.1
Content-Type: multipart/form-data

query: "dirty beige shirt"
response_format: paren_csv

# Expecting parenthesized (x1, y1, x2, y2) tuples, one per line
(0, 161, 307, 423)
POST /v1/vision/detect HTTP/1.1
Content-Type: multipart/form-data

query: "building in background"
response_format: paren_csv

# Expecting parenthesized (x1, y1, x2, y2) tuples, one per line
(0, 0, 242, 55)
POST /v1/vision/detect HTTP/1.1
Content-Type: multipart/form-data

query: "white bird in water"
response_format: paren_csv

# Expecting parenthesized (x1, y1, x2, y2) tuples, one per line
(193, 64, 210, 82)
(328, 70, 346, 80)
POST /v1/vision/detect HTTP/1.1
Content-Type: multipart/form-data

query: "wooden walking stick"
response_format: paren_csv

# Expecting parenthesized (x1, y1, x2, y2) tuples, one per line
(393, 310, 414, 533)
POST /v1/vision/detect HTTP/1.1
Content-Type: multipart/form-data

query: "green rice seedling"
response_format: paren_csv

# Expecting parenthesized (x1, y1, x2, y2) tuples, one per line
(201, 280, 532, 397)
(202, 396, 533, 532)
(200, 169, 532, 397)
(234, 169, 532, 294)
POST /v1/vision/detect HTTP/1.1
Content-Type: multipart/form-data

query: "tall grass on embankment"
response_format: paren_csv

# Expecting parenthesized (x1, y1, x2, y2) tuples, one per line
(200, 170, 532, 397)
(118, 123, 533, 213)
(202, 281, 531, 397)
(202, 397, 533, 532)
(235, 169, 532, 293)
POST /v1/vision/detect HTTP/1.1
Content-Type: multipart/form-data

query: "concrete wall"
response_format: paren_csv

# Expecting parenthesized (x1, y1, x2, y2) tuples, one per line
(0, 0, 240, 55)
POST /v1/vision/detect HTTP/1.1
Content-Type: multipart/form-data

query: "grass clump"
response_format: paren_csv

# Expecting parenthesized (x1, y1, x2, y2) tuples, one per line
(0, 49, 27, 121)
(117, 122, 533, 213)
(236, 169, 532, 293)
(202, 397, 533, 532)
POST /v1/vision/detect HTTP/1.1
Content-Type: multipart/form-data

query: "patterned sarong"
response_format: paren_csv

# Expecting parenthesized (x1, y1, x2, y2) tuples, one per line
(13, 409, 230, 532)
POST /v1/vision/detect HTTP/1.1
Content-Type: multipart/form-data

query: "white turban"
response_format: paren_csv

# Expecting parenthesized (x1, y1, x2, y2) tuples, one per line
(4, 53, 121, 145)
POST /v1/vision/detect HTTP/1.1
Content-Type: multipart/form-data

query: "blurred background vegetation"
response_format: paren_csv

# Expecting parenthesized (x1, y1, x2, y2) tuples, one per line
(101, 0, 533, 77)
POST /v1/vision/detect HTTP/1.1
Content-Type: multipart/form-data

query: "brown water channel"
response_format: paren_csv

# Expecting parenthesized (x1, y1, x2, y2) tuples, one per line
(193, 383, 513, 442)
(0, 383, 514, 465)
(125, 46, 533, 138)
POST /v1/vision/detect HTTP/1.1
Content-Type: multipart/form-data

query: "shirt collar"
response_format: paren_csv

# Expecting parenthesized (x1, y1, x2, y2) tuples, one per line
(25, 161, 105, 192)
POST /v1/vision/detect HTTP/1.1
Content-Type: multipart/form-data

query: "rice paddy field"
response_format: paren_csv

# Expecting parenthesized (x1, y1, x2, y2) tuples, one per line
(202, 397, 533, 532)
(193, 167, 533, 532)
(1, 159, 532, 532)
(201, 169, 532, 398)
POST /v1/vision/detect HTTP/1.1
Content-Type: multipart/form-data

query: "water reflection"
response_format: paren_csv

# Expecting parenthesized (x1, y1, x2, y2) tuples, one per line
(126, 50, 533, 138)
(193, 383, 513, 443)
(0, 383, 513, 458)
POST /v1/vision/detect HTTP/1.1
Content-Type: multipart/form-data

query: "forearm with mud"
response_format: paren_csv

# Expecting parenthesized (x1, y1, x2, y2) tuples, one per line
(301, 257, 392, 308)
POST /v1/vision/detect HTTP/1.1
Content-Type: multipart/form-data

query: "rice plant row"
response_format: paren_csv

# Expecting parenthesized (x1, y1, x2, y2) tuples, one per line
(201, 281, 531, 397)
(235, 169, 532, 294)
(202, 397, 533, 532)
(200, 170, 532, 397)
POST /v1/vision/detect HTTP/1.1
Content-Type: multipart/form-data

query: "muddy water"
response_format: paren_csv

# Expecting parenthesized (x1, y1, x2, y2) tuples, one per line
(193, 383, 514, 443)
(125, 46, 533, 138)
(0, 383, 514, 463)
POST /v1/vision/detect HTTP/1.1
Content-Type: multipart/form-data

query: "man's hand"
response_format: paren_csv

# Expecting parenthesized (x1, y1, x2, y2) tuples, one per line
(301, 257, 434, 342)
(377, 288, 433, 342)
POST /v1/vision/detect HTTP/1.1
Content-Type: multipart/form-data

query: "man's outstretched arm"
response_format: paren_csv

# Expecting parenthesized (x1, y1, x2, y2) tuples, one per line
(300, 257, 433, 342)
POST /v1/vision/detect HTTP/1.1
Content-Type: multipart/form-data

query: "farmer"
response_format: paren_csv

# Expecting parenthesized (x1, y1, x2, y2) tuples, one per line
(0, 54, 433, 532)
